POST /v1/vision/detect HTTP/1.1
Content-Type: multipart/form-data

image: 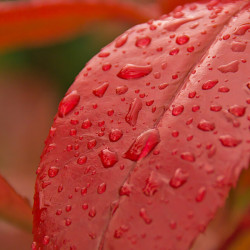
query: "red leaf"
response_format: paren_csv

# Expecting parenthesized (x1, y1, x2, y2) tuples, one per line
(33, 0, 249, 249)
(0, 0, 158, 51)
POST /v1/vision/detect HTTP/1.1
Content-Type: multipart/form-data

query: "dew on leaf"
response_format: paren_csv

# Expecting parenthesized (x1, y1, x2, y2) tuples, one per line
(172, 105, 184, 116)
(116, 85, 128, 95)
(109, 129, 123, 142)
(181, 152, 195, 162)
(82, 119, 92, 129)
(176, 35, 190, 45)
(135, 36, 151, 48)
(115, 33, 128, 48)
(117, 64, 152, 79)
(228, 105, 246, 117)
(93, 82, 109, 98)
(202, 80, 218, 90)
(99, 148, 118, 168)
(219, 135, 241, 147)
(125, 98, 142, 126)
(97, 183, 106, 194)
(48, 166, 59, 178)
(139, 208, 152, 224)
(231, 41, 246, 52)
(197, 119, 215, 131)
(87, 139, 97, 149)
(169, 168, 189, 188)
(217, 60, 239, 73)
(195, 187, 207, 202)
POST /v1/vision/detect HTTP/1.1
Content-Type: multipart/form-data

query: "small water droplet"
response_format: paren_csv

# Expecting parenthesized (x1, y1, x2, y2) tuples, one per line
(98, 52, 110, 57)
(218, 60, 239, 73)
(176, 35, 190, 45)
(169, 220, 177, 230)
(169, 168, 189, 188)
(125, 98, 142, 126)
(117, 64, 152, 79)
(65, 218, 72, 226)
(188, 91, 196, 98)
(143, 172, 159, 196)
(48, 166, 59, 178)
(56, 209, 62, 215)
(210, 105, 222, 112)
(172, 105, 184, 116)
(89, 207, 96, 217)
(181, 152, 195, 162)
(218, 86, 230, 93)
(116, 85, 128, 95)
(58, 90, 80, 117)
(93, 82, 109, 98)
(139, 208, 152, 224)
(82, 119, 92, 129)
(58, 184, 63, 192)
(135, 36, 151, 48)
(99, 148, 118, 168)
(169, 48, 179, 55)
(97, 183, 106, 194)
(87, 139, 97, 149)
(195, 187, 206, 202)
(197, 119, 215, 131)
(109, 129, 123, 142)
(119, 183, 131, 196)
(102, 63, 112, 71)
(231, 41, 246, 52)
(202, 80, 218, 90)
(158, 83, 169, 90)
(187, 46, 194, 52)
(82, 203, 88, 210)
(43, 236, 50, 245)
(81, 187, 87, 196)
(65, 205, 72, 212)
(192, 105, 200, 112)
(228, 105, 246, 117)
(77, 156, 87, 165)
(219, 135, 241, 147)
(115, 33, 128, 48)
(123, 129, 160, 161)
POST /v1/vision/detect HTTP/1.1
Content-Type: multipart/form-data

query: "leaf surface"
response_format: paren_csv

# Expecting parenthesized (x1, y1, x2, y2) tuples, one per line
(33, 0, 250, 249)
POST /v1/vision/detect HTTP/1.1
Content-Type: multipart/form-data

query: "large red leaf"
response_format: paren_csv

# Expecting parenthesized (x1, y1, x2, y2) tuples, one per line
(0, 0, 158, 51)
(33, 0, 249, 249)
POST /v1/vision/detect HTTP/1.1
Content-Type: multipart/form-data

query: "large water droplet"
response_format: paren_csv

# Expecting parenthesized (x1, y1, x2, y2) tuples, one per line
(176, 35, 190, 45)
(87, 139, 97, 149)
(48, 166, 59, 178)
(109, 129, 123, 142)
(231, 41, 246, 52)
(202, 80, 218, 90)
(219, 135, 241, 147)
(125, 98, 142, 126)
(116, 85, 128, 95)
(99, 148, 118, 168)
(218, 60, 239, 73)
(93, 82, 109, 98)
(197, 119, 215, 131)
(115, 33, 128, 48)
(117, 64, 152, 79)
(234, 24, 250, 36)
(123, 129, 160, 161)
(169, 168, 188, 188)
(228, 105, 246, 117)
(58, 90, 80, 117)
(135, 36, 151, 48)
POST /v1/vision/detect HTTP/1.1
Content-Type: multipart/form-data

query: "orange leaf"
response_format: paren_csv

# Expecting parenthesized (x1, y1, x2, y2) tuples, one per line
(0, 0, 159, 51)
(0, 174, 32, 232)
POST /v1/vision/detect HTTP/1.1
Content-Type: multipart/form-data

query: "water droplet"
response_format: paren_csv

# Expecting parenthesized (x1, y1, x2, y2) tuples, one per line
(169, 168, 189, 188)
(231, 41, 246, 52)
(195, 187, 206, 202)
(89, 207, 96, 217)
(65, 218, 72, 226)
(56, 209, 62, 215)
(218, 86, 230, 93)
(77, 156, 87, 165)
(81, 187, 87, 196)
(143, 172, 159, 196)
(172, 130, 179, 137)
(228, 105, 246, 117)
(119, 183, 131, 196)
(146, 100, 154, 106)
(99, 148, 118, 168)
(87, 139, 97, 149)
(187, 46, 194, 52)
(176, 35, 190, 45)
(197, 119, 215, 131)
(181, 152, 195, 162)
(102, 63, 112, 71)
(117, 64, 152, 79)
(93, 82, 109, 98)
(43, 236, 50, 245)
(219, 135, 241, 147)
(135, 36, 151, 48)
(97, 183, 106, 194)
(116, 85, 128, 95)
(218, 60, 239, 73)
(169, 48, 179, 55)
(188, 91, 196, 98)
(192, 105, 200, 112)
(58, 90, 80, 117)
(123, 129, 160, 161)
(98, 52, 110, 57)
(158, 83, 169, 90)
(58, 184, 63, 192)
(202, 80, 218, 90)
(82, 119, 92, 129)
(107, 109, 114, 116)
(139, 208, 152, 224)
(210, 104, 222, 112)
(125, 98, 142, 126)
(109, 129, 123, 142)
(115, 33, 128, 48)
(234, 24, 250, 36)
(172, 105, 184, 116)
(65, 205, 72, 212)
(48, 166, 59, 178)
(82, 203, 88, 210)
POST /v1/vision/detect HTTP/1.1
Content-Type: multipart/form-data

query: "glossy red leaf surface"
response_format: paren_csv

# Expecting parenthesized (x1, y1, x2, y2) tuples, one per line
(33, 0, 250, 249)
